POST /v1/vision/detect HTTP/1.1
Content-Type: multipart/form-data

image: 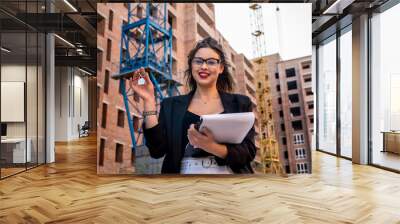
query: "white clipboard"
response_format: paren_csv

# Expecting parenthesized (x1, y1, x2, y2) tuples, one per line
(198, 112, 255, 144)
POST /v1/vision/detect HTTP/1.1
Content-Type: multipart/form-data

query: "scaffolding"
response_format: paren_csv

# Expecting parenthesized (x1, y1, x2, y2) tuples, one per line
(112, 3, 180, 161)
(249, 3, 284, 175)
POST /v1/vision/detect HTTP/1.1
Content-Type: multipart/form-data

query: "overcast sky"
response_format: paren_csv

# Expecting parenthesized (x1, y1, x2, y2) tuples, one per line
(214, 3, 311, 61)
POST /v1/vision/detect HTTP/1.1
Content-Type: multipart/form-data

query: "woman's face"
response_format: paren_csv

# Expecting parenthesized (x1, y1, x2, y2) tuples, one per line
(191, 47, 224, 89)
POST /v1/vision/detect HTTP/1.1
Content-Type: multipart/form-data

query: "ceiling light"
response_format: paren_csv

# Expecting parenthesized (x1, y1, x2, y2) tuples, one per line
(54, 34, 75, 48)
(1, 47, 11, 53)
(63, 0, 78, 12)
(78, 67, 93, 76)
(323, 0, 355, 15)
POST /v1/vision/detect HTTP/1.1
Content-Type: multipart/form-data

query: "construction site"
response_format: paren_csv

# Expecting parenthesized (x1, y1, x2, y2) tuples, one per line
(97, 3, 313, 175)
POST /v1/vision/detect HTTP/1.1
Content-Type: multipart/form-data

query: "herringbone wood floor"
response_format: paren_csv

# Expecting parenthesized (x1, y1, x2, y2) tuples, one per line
(1, 135, 400, 224)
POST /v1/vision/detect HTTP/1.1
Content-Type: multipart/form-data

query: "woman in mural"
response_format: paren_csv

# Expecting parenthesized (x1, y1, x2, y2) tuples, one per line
(130, 37, 256, 174)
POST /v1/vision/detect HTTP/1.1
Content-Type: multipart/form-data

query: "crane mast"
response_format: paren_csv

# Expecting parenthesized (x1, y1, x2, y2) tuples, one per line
(249, 3, 284, 175)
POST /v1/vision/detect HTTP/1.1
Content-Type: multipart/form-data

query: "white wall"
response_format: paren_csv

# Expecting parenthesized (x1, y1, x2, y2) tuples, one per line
(55, 66, 69, 141)
(1, 63, 45, 164)
(1, 65, 34, 138)
(72, 73, 89, 138)
(54, 66, 89, 141)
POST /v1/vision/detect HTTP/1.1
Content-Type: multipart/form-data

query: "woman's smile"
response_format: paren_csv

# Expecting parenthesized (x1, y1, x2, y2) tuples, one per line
(198, 71, 210, 79)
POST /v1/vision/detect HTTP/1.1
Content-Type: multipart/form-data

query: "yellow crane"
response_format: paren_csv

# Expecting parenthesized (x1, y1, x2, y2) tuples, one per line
(249, 3, 284, 175)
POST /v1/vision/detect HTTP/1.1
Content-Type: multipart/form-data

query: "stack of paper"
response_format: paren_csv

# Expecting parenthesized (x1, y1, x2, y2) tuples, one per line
(199, 112, 255, 144)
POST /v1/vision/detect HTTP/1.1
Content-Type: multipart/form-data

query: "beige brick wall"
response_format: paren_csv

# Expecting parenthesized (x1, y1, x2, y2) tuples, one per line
(97, 3, 138, 174)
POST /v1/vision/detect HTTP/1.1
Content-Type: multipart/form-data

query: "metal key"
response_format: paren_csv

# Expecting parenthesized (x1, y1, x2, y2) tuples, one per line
(138, 77, 145, 85)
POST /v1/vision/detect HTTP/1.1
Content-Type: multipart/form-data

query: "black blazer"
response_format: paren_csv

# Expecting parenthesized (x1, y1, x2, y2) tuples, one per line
(143, 90, 256, 174)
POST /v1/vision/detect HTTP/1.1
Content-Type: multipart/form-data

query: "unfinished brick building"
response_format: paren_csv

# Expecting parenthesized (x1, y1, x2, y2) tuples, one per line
(256, 54, 313, 174)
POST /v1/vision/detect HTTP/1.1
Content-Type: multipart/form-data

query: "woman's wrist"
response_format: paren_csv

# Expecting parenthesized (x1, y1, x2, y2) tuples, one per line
(143, 97, 156, 111)
(143, 95, 156, 103)
(208, 142, 228, 159)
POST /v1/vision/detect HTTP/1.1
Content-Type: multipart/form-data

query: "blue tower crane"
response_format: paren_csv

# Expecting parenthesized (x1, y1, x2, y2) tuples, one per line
(112, 3, 180, 160)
